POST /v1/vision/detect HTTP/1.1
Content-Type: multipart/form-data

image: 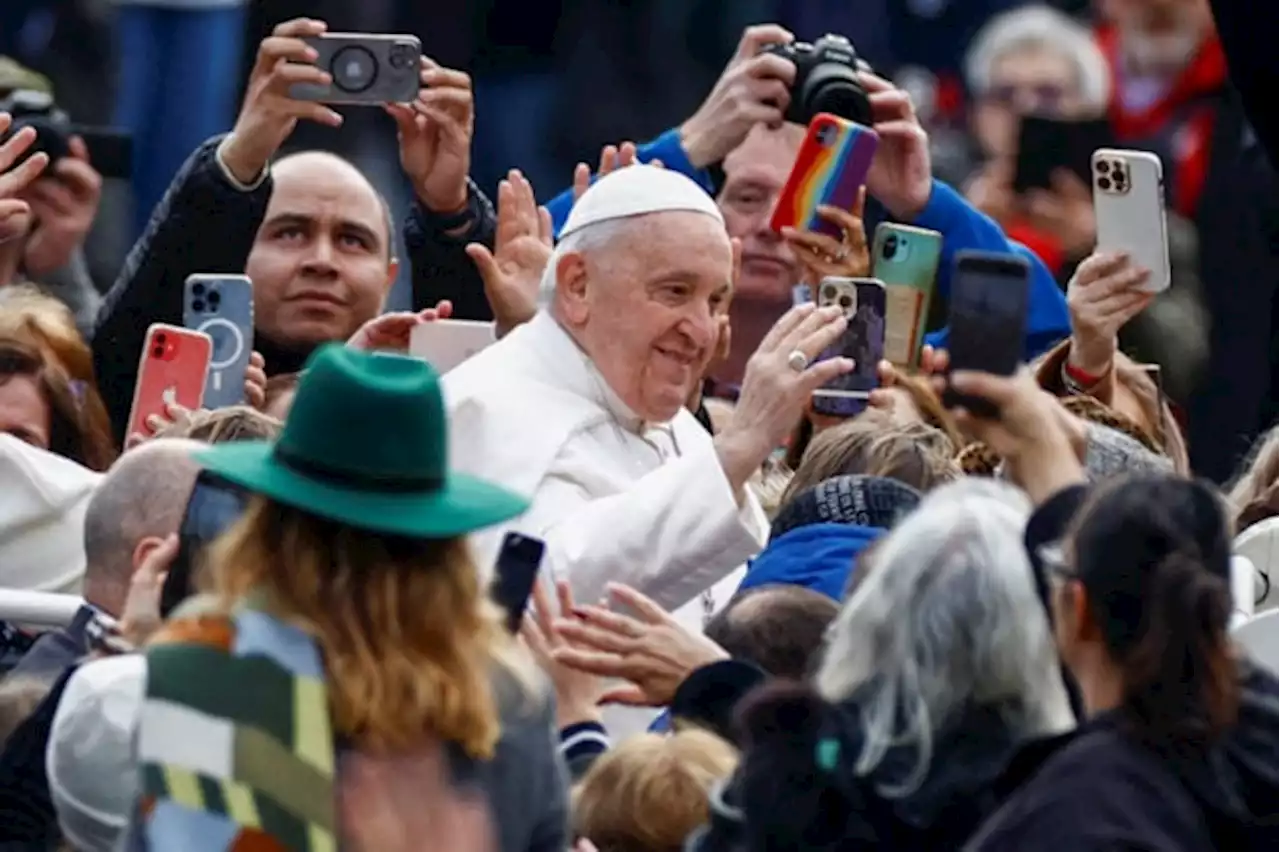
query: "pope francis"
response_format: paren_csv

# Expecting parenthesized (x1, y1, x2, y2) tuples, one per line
(444, 165, 850, 633)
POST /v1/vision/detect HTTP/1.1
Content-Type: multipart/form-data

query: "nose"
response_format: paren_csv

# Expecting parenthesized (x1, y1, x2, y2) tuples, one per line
(300, 236, 339, 277)
(679, 301, 717, 352)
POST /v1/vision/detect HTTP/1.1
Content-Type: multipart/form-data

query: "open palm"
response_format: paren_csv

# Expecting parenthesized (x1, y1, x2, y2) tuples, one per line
(465, 169, 552, 337)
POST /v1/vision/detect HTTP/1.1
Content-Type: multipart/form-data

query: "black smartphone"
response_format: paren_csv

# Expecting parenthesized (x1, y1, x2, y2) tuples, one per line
(162, 471, 249, 616)
(941, 251, 1031, 418)
(491, 532, 546, 634)
(1014, 115, 1112, 194)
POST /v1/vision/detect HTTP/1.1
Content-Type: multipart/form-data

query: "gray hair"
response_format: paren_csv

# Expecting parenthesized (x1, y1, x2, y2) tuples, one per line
(536, 216, 637, 311)
(815, 477, 1073, 796)
(965, 5, 1110, 111)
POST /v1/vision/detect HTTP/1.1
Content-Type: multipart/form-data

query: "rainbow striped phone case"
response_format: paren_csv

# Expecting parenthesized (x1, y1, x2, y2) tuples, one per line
(769, 113, 879, 239)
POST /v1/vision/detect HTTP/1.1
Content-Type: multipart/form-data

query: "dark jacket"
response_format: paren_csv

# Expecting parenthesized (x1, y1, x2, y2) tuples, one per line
(0, 666, 75, 850)
(90, 136, 497, 444)
(998, 483, 1280, 850)
(6, 605, 93, 681)
(688, 687, 1032, 852)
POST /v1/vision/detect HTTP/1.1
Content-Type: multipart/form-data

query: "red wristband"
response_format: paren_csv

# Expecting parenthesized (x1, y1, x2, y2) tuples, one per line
(1064, 360, 1104, 388)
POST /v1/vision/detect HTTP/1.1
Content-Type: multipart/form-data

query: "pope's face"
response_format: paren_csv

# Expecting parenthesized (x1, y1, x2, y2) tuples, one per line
(566, 211, 733, 423)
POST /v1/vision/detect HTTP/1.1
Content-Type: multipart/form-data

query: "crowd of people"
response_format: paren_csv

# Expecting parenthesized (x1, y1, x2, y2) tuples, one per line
(0, 0, 1276, 850)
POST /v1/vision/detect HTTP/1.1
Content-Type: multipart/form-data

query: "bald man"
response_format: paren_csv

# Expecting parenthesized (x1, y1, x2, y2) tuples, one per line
(11, 439, 202, 679)
(92, 18, 493, 443)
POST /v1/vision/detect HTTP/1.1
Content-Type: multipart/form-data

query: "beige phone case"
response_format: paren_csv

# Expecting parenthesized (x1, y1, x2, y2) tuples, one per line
(1091, 148, 1171, 293)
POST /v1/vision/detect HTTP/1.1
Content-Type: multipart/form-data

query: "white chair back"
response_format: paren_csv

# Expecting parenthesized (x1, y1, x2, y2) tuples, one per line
(1234, 517, 1279, 612)
(1233, 610, 1279, 675)
(1230, 556, 1256, 628)
(0, 589, 84, 629)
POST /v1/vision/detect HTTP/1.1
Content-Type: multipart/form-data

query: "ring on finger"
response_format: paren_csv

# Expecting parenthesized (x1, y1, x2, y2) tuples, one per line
(787, 349, 809, 372)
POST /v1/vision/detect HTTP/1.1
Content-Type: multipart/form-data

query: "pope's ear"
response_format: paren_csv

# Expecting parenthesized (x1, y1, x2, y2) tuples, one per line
(556, 251, 591, 326)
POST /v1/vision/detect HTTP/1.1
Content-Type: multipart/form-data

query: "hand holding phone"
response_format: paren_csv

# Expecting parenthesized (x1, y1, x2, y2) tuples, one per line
(127, 324, 212, 440)
(491, 533, 546, 634)
(872, 223, 942, 368)
(770, 113, 878, 240)
(409, 320, 495, 374)
(941, 251, 1031, 418)
(810, 277, 886, 418)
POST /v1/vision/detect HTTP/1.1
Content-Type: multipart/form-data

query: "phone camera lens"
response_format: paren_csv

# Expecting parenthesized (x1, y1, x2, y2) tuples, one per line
(816, 124, 837, 147)
(152, 346, 165, 358)
(388, 42, 418, 71)
(1096, 160, 1111, 174)
(155, 332, 167, 344)
(330, 45, 378, 94)
(208, 291, 221, 307)
(821, 285, 837, 301)
(1097, 176, 1112, 192)
(839, 295, 853, 310)
(881, 235, 898, 260)
(192, 283, 205, 296)
(192, 299, 206, 313)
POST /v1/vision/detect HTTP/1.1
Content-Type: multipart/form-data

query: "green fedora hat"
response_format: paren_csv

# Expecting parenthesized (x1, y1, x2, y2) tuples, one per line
(194, 344, 529, 538)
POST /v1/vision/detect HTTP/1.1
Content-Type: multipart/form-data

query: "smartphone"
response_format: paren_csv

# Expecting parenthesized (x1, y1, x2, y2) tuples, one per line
(183, 274, 254, 409)
(126, 324, 212, 439)
(163, 471, 249, 617)
(770, 113, 879, 240)
(290, 33, 422, 105)
(1091, 148, 1171, 293)
(409, 320, 495, 374)
(491, 532, 546, 634)
(871, 223, 943, 368)
(941, 251, 1031, 418)
(1014, 116, 1112, 193)
(810, 277, 886, 418)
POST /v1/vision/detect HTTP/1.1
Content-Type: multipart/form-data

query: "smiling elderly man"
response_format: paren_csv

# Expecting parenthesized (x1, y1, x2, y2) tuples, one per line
(445, 165, 849, 631)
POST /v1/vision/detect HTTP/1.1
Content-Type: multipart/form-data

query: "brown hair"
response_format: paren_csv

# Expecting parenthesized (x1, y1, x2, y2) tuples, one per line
(705, 585, 840, 679)
(263, 372, 301, 420)
(0, 338, 116, 470)
(781, 415, 959, 507)
(205, 497, 535, 757)
(0, 675, 50, 744)
(1227, 426, 1278, 534)
(0, 288, 115, 466)
(154, 405, 282, 444)
(573, 730, 738, 852)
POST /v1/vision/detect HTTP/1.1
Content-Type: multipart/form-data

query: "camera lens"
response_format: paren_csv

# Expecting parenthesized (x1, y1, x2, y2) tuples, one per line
(882, 235, 898, 260)
(208, 290, 221, 306)
(192, 283, 205, 296)
(192, 299, 206, 313)
(1097, 176, 1112, 192)
(155, 332, 167, 344)
(152, 346, 165, 358)
(388, 42, 418, 71)
(821, 284, 837, 302)
(330, 45, 379, 94)
(1096, 160, 1111, 174)
(839, 295, 853, 310)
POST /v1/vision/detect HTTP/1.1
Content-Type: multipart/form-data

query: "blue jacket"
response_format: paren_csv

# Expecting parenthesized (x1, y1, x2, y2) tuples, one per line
(543, 131, 1070, 361)
(738, 522, 884, 602)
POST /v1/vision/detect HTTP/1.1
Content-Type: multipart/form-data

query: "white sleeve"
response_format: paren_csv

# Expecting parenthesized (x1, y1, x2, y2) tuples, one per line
(519, 441, 767, 612)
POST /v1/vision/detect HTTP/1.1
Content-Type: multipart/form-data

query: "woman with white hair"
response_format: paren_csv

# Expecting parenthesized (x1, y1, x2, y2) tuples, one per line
(690, 478, 1075, 851)
(963, 5, 1111, 271)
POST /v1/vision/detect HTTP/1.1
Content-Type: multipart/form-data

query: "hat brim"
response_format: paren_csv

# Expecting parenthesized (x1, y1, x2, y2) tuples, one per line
(193, 442, 529, 539)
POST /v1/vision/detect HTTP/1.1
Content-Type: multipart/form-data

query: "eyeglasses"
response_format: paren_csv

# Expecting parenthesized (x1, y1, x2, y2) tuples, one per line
(984, 83, 1068, 113)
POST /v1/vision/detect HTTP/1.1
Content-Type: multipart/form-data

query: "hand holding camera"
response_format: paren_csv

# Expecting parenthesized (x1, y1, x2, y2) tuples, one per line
(679, 24, 798, 168)
(388, 57, 474, 217)
(0, 114, 48, 246)
(22, 135, 103, 277)
(220, 18, 344, 186)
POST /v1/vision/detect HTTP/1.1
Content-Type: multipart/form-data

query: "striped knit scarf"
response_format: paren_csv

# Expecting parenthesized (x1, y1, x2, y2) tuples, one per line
(136, 593, 337, 851)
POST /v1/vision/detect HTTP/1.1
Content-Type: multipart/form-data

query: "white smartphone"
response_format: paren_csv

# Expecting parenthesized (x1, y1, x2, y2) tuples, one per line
(409, 320, 495, 373)
(1091, 148, 1171, 293)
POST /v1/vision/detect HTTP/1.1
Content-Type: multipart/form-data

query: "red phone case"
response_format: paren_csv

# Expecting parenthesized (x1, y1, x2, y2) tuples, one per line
(770, 113, 879, 239)
(126, 324, 213, 439)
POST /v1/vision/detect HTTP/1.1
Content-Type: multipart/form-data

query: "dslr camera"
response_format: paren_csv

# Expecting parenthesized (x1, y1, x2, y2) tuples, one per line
(0, 89, 132, 178)
(761, 34, 873, 127)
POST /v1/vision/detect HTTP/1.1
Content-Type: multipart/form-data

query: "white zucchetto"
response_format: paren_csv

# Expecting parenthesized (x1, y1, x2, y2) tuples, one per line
(558, 164, 725, 240)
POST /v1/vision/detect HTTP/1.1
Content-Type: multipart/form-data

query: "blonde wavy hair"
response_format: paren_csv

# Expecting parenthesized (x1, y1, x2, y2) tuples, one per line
(205, 496, 535, 758)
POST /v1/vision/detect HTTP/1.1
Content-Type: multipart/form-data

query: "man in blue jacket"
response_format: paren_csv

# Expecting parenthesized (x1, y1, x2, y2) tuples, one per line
(542, 24, 1069, 387)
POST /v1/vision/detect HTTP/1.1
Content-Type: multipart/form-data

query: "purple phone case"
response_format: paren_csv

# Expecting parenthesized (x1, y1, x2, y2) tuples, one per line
(803, 127, 878, 240)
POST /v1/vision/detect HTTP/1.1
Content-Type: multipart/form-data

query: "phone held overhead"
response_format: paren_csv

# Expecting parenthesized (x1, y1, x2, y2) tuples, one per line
(770, 113, 878, 240)
(1090, 148, 1171, 293)
(289, 33, 423, 105)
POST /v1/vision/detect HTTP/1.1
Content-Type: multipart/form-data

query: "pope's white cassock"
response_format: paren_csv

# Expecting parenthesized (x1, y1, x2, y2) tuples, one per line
(443, 168, 769, 732)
